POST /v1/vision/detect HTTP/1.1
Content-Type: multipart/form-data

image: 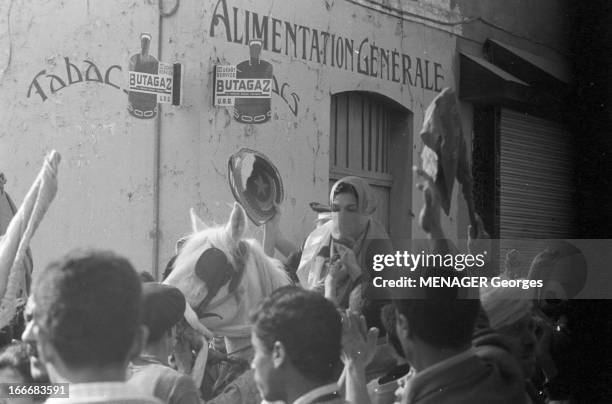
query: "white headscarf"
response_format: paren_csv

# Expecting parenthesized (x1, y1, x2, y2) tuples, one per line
(480, 279, 534, 329)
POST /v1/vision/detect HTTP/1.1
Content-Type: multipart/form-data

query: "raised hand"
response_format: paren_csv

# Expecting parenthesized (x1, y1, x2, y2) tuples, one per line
(341, 311, 378, 404)
(341, 310, 379, 368)
(414, 166, 443, 238)
(268, 201, 283, 229)
(324, 259, 348, 302)
(263, 201, 298, 258)
(336, 248, 361, 280)
(467, 213, 491, 257)
(263, 202, 282, 256)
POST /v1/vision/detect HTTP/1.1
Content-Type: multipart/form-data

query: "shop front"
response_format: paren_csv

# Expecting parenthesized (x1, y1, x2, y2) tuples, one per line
(460, 37, 574, 269)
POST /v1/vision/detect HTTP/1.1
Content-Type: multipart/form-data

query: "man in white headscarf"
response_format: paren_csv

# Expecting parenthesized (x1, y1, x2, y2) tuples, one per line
(479, 283, 538, 379)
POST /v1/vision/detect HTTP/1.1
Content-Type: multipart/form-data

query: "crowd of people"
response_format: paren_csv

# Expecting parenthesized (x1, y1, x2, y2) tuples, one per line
(0, 168, 610, 404)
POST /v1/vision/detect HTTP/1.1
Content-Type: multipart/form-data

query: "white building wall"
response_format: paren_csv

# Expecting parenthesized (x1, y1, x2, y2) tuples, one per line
(1, 0, 468, 276)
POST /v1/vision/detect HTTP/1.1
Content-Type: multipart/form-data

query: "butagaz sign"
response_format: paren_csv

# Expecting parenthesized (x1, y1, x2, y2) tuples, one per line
(214, 39, 274, 124)
(128, 62, 174, 104)
(127, 33, 182, 119)
(214, 65, 272, 106)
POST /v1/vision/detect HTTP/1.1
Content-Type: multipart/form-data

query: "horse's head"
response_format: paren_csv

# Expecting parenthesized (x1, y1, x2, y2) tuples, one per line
(164, 202, 291, 334)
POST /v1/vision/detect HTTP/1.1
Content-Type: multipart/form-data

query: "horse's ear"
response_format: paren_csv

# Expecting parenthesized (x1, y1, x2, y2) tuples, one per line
(227, 202, 247, 242)
(190, 208, 208, 232)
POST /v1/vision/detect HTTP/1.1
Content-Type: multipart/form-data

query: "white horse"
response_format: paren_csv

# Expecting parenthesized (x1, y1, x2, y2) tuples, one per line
(164, 202, 291, 378)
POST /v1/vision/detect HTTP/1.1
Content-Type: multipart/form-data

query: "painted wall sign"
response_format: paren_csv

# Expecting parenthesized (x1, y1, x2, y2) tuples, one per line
(127, 33, 183, 119)
(209, 0, 446, 92)
(26, 45, 182, 112)
(127, 33, 160, 119)
(214, 65, 272, 106)
(128, 62, 174, 104)
(216, 73, 300, 117)
(271, 75, 300, 117)
(214, 39, 274, 124)
(27, 57, 123, 102)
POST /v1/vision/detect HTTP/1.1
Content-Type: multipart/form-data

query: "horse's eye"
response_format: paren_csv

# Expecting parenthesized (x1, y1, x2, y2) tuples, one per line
(195, 247, 230, 281)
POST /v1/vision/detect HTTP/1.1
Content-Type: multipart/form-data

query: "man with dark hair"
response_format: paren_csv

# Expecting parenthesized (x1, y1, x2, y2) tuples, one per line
(392, 283, 514, 403)
(128, 282, 200, 404)
(394, 276, 481, 355)
(22, 249, 161, 404)
(249, 286, 343, 404)
(387, 169, 527, 403)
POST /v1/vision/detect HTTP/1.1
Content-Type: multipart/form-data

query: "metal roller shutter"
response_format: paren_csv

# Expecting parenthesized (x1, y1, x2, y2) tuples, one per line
(499, 109, 574, 271)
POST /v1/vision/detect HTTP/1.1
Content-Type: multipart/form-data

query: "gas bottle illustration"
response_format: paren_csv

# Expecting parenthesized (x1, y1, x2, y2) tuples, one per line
(234, 39, 273, 124)
(128, 33, 159, 119)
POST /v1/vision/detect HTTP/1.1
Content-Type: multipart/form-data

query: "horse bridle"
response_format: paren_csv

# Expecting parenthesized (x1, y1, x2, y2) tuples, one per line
(193, 241, 248, 320)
